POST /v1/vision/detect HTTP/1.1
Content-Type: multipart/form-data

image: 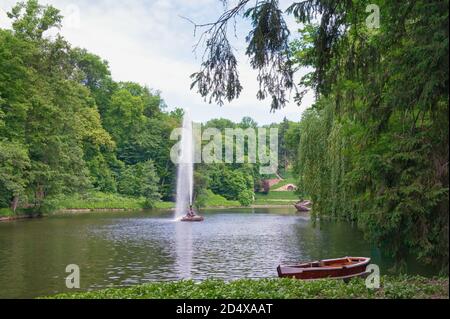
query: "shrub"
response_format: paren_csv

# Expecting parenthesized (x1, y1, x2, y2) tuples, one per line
(195, 190, 240, 208)
(47, 276, 449, 299)
(0, 208, 14, 217)
(238, 189, 254, 206)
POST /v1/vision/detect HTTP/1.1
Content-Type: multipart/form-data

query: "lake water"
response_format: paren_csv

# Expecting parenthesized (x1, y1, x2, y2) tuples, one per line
(0, 208, 437, 298)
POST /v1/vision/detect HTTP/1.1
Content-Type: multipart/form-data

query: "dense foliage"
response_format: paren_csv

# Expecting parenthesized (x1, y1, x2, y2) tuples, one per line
(290, 0, 449, 270)
(0, 1, 297, 213)
(48, 276, 448, 299)
(191, 0, 448, 270)
(0, 0, 178, 211)
(3, 0, 446, 274)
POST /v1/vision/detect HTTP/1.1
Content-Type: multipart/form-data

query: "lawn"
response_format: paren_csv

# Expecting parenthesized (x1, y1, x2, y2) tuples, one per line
(48, 191, 240, 212)
(0, 208, 14, 217)
(44, 192, 175, 211)
(47, 276, 449, 299)
(2, 191, 300, 216)
(254, 191, 299, 205)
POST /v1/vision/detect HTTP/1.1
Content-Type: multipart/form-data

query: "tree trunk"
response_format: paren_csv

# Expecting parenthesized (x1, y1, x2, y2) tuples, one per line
(35, 184, 45, 207)
(11, 196, 19, 213)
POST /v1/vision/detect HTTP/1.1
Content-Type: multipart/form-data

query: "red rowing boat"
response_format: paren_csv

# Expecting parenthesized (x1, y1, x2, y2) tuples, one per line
(277, 256, 370, 280)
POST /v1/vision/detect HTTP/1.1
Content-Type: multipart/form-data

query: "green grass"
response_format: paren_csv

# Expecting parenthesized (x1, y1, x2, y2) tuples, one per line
(3, 190, 297, 216)
(0, 208, 37, 218)
(154, 201, 175, 209)
(0, 208, 14, 217)
(46, 276, 449, 299)
(46, 192, 174, 211)
(254, 192, 299, 205)
(2, 190, 299, 216)
(196, 190, 240, 208)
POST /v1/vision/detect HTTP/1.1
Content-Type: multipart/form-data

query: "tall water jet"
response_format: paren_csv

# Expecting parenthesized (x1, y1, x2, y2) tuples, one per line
(174, 111, 194, 220)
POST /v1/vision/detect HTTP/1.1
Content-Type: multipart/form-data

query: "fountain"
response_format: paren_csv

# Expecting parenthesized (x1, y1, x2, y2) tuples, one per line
(174, 111, 203, 222)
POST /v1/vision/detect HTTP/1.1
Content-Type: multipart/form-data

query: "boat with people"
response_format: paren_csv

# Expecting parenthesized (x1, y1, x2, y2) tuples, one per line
(180, 215, 204, 222)
(277, 256, 370, 280)
(180, 205, 204, 222)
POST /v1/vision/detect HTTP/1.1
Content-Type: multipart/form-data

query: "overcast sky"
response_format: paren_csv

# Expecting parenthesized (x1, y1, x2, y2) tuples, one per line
(0, 0, 314, 124)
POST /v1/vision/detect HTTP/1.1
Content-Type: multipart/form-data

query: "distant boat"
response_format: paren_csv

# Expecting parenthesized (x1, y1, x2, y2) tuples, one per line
(180, 215, 204, 222)
(277, 257, 370, 280)
(294, 200, 312, 212)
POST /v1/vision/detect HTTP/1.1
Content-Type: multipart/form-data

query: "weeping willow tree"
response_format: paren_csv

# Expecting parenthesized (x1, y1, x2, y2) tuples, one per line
(191, 0, 449, 270)
(188, 0, 294, 110)
(292, 1, 449, 269)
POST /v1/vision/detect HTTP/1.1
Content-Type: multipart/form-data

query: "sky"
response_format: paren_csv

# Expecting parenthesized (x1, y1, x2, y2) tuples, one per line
(0, 0, 315, 124)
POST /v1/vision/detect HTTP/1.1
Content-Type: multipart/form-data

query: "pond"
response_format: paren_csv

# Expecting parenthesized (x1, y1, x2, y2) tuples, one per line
(0, 208, 437, 298)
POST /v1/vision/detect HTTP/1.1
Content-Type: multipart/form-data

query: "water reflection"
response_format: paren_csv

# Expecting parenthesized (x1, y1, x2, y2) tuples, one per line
(174, 222, 193, 279)
(0, 209, 439, 298)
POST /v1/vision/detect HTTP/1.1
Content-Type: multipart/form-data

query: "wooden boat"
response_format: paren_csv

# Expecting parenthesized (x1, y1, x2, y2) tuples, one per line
(295, 204, 311, 212)
(180, 215, 204, 222)
(277, 257, 370, 280)
(294, 200, 312, 212)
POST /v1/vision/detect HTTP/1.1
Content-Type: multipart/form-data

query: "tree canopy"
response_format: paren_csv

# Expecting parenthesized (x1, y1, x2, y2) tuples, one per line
(191, 0, 449, 270)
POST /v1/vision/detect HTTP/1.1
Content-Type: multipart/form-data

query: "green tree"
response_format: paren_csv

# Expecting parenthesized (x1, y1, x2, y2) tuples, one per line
(71, 48, 117, 116)
(0, 141, 30, 211)
(207, 164, 254, 201)
(0, 0, 117, 209)
(7, 0, 62, 40)
(189, 0, 449, 269)
(140, 161, 161, 208)
(239, 116, 258, 129)
(118, 161, 160, 207)
(290, 1, 449, 269)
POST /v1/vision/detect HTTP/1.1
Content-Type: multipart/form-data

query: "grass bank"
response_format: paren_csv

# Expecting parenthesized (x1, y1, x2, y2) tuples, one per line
(270, 178, 297, 191)
(51, 191, 241, 212)
(254, 191, 299, 206)
(196, 190, 241, 208)
(47, 276, 448, 299)
(0, 208, 14, 217)
(197, 190, 298, 209)
(0, 208, 39, 221)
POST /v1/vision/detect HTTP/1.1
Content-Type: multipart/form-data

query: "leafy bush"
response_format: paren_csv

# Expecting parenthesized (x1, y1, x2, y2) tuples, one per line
(0, 208, 14, 217)
(261, 180, 270, 194)
(47, 276, 449, 299)
(43, 192, 162, 211)
(238, 189, 254, 206)
(195, 190, 240, 208)
(118, 161, 160, 203)
(208, 164, 254, 201)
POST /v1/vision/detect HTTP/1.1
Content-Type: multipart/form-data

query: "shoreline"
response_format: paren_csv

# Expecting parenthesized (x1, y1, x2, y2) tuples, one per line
(0, 204, 300, 222)
(45, 276, 449, 299)
(0, 213, 42, 222)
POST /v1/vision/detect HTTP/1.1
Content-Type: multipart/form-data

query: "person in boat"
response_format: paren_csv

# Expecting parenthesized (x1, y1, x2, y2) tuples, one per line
(187, 205, 195, 218)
